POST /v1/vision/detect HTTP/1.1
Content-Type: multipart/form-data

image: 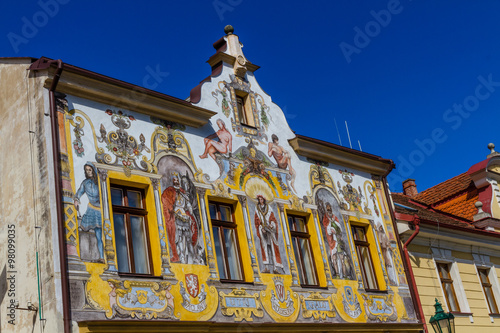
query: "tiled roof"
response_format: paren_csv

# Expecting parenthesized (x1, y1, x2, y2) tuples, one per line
(414, 173, 474, 205)
(391, 193, 474, 229)
(433, 190, 478, 221)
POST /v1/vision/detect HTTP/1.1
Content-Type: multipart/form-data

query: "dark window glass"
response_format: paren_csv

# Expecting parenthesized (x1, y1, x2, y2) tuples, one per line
(351, 225, 378, 291)
(478, 268, 499, 314)
(437, 263, 460, 312)
(209, 202, 244, 281)
(288, 215, 318, 287)
(111, 185, 151, 275)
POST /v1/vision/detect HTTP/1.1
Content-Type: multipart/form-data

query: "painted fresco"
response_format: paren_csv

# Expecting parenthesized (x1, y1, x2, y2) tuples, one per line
(158, 155, 206, 265)
(74, 162, 104, 262)
(58, 34, 418, 327)
(315, 188, 355, 280)
(245, 177, 289, 275)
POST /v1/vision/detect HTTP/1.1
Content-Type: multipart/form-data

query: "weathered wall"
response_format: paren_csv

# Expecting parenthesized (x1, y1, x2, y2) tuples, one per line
(0, 60, 63, 332)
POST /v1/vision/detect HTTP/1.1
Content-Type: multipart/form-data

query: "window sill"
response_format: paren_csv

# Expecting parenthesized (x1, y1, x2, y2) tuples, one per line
(219, 279, 254, 285)
(363, 289, 389, 294)
(240, 123, 258, 130)
(489, 313, 500, 317)
(450, 311, 473, 316)
(117, 272, 163, 280)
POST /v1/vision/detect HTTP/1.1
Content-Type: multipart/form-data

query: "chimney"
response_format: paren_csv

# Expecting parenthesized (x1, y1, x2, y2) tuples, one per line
(403, 179, 418, 197)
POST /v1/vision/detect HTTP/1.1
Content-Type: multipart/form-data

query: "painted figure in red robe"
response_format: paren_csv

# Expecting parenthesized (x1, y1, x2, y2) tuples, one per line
(255, 195, 284, 274)
(161, 172, 198, 264)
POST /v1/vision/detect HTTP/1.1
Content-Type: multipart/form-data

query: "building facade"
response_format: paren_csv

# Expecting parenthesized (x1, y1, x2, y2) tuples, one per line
(1, 27, 422, 332)
(393, 146, 500, 333)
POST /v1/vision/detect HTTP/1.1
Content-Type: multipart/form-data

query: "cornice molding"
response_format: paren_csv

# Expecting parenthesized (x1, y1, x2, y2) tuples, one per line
(288, 135, 394, 176)
(32, 60, 216, 128)
(207, 52, 260, 72)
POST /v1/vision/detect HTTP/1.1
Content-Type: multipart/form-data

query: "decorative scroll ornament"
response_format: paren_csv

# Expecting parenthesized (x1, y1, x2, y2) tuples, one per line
(342, 286, 362, 319)
(212, 81, 232, 117)
(361, 293, 398, 322)
(255, 93, 270, 130)
(308, 160, 333, 189)
(288, 195, 306, 212)
(300, 292, 336, 320)
(70, 114, 85, 157)
(97, 110, 150, 176)
(219, 288, 264, 322)
(147, 124, 209, 183)
(210, 179, 233, 198)
(106, 280, 175, 320)
(365, 181, 379, 216)
(337, 170, 364, 211)
(179, 274, 208, 313)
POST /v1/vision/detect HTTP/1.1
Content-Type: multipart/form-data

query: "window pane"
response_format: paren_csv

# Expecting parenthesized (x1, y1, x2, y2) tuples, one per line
(479, 269, 489, 283)
(212, 226, 226, 279)
(353, 227, 366, 241)
(209, 204, 217, 220)
(295, 217, 307, 233)
(299, 238, 317, 285)
(224, 228, 242, 280)
(359, 246, 377, 290)
(444, 282, 460, 311)
(485, 286, 499, 313)
(288, 216, 294, 231)
(111, 188, 123, 206)
(292, 238, 304, 282)
(219, 205, 232, 222)
(113, 213, 130, 273)
(438, 264, 450, 279)
(128, 191, 143, 208)
(130, 216, 149, 274)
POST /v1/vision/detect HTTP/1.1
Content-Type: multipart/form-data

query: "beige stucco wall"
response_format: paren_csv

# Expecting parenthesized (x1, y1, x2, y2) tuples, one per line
(409, 245, 500, 333)
(0, 60, 63, 332)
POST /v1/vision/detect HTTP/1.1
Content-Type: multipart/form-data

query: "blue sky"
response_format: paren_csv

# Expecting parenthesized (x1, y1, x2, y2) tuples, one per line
(2, 0, 500, 192)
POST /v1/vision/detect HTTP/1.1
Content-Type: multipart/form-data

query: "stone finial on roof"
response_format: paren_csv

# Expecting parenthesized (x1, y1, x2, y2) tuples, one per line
(224, 25, 234, 35)
(473, 201, 491, 221)
(487, 143, 499, 158)
(223, 25, 248, 78)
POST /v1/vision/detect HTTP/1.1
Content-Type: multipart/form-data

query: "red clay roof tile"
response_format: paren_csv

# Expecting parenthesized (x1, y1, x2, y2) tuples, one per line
(414, 172, 474, 205)
(391, 192, 474, 229)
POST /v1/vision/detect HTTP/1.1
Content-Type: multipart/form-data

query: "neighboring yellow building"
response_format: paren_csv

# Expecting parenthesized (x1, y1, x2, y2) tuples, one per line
(393, 147, 500, 333)
(1, 27, 423, 332)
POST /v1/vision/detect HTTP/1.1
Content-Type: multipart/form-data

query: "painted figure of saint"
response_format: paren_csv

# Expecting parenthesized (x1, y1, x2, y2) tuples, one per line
(322, 203, 346, 278)
(255, 195, 284, 274)
(377, 224, 397, 285)
(268, 134, 296, 192)
(199, 119, 232, 161)
(161, 172, 199, 264)
(74, 162, 104, 262)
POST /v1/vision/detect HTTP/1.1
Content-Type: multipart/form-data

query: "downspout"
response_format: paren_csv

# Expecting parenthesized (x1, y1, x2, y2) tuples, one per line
(402, 215, 428, 333)
(46, 59, 72, 333)
(382, 173, 428, 333)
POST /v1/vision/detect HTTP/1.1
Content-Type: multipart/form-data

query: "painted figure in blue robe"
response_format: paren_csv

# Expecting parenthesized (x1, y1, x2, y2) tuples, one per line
(74, 162, 104, 262)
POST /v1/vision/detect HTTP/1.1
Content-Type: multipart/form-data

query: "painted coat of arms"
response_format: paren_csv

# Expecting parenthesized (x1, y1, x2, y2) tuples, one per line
(180, 273, 207, 313)
(269, 276, 295, 317)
